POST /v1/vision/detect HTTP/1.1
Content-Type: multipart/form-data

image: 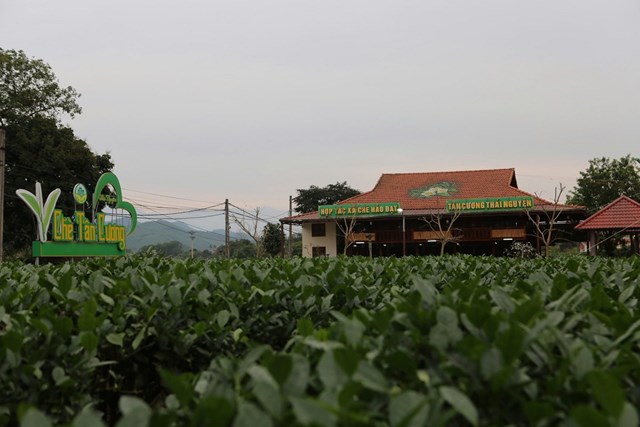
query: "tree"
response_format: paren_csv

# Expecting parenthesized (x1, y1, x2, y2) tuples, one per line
(335, 210, 359, 256)
(1, 48, 81, 127)
(290, 233, 302, 257)
(4, 117, 113, 256)
(140, 240, 184, 257)
(567, 155, 640, 214)
(294, 182, 360, 214)
(526, 183, 566, 257)
(215, 239, 256, 259)
(567, 156, 640, 256)
(420, 202, 462, 256)
(232, 207, 265, 258)
(262, 223, 283, 256)
(1, 49, 112, 257)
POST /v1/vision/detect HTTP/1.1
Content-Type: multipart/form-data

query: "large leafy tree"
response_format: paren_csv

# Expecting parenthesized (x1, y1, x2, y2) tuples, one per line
(0, 48, 81, 127)
(567, 155, 640, 214)
(293, 181, 360, 214)
(1, 48, 113, 257)
(4, 117, 113, 255)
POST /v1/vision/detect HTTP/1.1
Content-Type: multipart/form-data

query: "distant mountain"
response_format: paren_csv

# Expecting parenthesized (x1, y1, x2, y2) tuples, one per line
(126, 220, 247, 252)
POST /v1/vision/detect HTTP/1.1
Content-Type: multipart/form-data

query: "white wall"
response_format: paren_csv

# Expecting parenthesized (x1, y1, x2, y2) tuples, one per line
(301, 222, 337, 257)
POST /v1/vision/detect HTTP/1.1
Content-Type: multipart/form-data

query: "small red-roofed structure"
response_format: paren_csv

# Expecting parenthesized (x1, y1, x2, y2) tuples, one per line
(282, 168, 587, 257)
(575, 196, 640, 255)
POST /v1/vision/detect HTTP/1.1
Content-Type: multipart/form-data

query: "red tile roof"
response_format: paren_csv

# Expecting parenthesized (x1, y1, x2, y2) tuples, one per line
(283, 168, 583, 222)
(575, 196, 640, 230)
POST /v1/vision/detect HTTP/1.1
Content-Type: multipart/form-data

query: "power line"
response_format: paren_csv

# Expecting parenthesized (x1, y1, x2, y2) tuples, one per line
(138, 215, 225, 245)
(589, 217, 640, 251)
(123, 187, 225, 205)
(131, 200, 225, 216)
(145, 220, 223, 244)
(138, 212, 225, 220)
(126, 193, 225, 209)
(134, 201, 245, 243)
(228, 203, 281, 225)
(262, 210, 291, 220)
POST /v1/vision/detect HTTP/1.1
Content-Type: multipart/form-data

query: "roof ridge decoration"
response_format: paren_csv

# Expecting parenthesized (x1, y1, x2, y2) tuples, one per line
(380, 167, 516, 176)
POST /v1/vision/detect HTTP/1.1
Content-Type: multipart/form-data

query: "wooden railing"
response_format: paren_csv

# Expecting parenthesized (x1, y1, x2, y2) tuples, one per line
(376, 230, 405, 243)
(359, 227, 527, 244)
(490, 228, 526, 239)
(459, 228, 491, 241)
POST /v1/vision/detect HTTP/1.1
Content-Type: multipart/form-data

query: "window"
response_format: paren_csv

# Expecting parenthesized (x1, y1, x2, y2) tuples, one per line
(311, 223, 326, 237)
(312, 246, 326, 257)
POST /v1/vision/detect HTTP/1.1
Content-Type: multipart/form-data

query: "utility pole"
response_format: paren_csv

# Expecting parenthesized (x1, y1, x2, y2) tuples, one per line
(224, 198, 230, 258)
(0, 129, 5, 263)
(288, 195, 293, 257)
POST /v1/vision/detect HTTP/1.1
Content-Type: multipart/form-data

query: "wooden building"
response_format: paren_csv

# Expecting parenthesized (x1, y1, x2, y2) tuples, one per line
(281, 168, 586, 257)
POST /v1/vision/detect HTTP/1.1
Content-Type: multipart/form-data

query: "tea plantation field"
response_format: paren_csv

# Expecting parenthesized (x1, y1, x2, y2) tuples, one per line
(1, 255, 639, 426)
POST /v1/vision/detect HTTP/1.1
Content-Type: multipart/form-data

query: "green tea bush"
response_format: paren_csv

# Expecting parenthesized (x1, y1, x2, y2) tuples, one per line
(1, 254, 639, 426)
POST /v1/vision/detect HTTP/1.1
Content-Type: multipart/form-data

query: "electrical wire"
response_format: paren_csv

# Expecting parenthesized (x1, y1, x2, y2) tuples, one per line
(123, 187, 225, 205)
(228, 203, 282, 225)
(133, 201, 246, 243)
(588, 217, 640, 251)
(137, 212, 225, 220)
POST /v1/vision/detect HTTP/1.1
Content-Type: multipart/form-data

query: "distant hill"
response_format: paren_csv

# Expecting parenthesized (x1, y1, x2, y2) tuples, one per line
(126, 220, 247, 252)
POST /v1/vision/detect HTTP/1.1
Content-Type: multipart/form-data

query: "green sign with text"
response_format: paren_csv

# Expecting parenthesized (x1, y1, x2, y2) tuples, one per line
(16, 172, 137, 258)
(445, 196, 534, 212)
(318, 202, 401, 218)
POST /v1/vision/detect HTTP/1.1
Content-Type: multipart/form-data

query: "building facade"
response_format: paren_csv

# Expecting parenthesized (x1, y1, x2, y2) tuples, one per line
(282, 168, 586, 257)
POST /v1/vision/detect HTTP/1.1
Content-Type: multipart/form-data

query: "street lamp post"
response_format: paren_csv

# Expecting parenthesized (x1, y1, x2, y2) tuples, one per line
(398, 208, 406, 256)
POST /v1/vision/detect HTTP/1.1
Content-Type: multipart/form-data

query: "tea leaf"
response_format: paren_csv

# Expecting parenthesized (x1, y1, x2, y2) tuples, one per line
(440, 386, 478, 427)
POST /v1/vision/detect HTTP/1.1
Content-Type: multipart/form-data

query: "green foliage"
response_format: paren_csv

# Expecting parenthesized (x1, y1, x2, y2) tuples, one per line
(262, 223, 283, 257)
(1, 48, 113, 257)
(293, 182, 360, 214)
(139, 240, 185, 257)
(567, 155, 640, 214)
(290, 233, 302, 257)
(0, 48, 81, 127)
(214, 239, 257, 259)
(1, 255, 640, 426)
(566, 155, 640, 256)
(504, 241, 538, 258)
(4, 117, 113, 256)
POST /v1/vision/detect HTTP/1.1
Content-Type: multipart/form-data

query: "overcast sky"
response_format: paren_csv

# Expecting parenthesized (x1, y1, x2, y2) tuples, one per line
(2, 0, 639, 225)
